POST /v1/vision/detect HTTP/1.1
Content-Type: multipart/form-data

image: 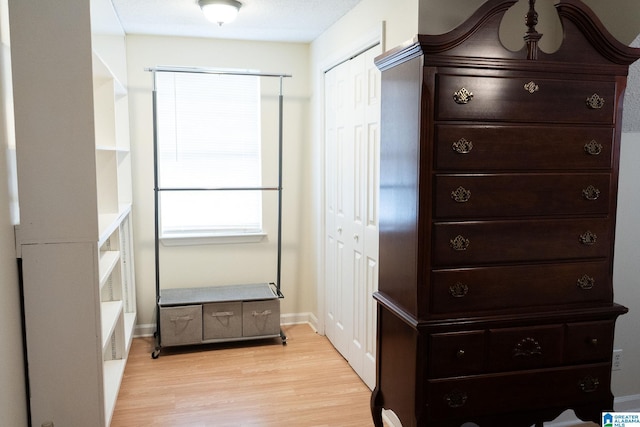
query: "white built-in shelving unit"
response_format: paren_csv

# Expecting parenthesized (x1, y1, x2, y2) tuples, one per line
(93, 54, 137, 418)
(10, 0, 135, 425)
(97, 210, 136, 424)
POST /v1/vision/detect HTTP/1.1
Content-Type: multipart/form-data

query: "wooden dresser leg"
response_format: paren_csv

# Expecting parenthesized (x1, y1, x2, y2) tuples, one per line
(371, 387, 383, 427)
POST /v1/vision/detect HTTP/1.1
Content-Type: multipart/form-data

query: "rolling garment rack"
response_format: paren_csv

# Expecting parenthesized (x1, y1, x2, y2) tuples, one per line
(148, 67, 292, 358)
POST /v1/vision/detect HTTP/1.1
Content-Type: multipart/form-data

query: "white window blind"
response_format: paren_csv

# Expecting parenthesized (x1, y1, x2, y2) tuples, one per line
(155, 71, 263, 238)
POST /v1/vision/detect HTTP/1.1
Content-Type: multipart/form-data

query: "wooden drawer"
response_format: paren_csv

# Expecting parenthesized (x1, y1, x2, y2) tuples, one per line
(159, 305, 202, 346)
(487, 325, 564, 372)
(429, 331, 486, 378)
(566, 320, 615, 364)
(436, 74, 616, 124)
(434, 125, 614, 171)
(434, 173, 611, 219)
(433, 218, 611, 267)
(426, 364, 611, 422)
(202, 302, 242, 340)
(430, 261, 612, 315)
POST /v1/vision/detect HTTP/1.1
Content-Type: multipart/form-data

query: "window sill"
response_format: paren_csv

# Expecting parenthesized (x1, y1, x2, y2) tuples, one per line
(160, 232, 267, 246)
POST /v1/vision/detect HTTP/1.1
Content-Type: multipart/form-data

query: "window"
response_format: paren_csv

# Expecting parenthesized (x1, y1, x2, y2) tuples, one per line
(154, 71, 263, 240)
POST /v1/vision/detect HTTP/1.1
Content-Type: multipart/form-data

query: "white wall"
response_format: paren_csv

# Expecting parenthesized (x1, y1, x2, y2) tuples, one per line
(125, 36, 313, 329)
(582, 0, 640, 45)
(0, 0, 27, 424)
(612, 132, 640, 398)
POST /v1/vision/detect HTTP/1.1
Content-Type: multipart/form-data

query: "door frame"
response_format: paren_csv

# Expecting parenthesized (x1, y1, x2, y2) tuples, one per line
(316, 22, 385, 336)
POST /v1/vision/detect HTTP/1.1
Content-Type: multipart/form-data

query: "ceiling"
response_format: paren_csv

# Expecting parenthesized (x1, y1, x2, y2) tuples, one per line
(110, 0, 364, 43)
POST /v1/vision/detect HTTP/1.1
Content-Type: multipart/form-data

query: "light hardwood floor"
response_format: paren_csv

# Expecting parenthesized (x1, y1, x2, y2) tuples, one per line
(111, 324, 373, 426)
(111, 323, 599, 427)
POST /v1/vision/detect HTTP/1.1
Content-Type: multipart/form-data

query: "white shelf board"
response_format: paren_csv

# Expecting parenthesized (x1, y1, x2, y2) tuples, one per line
(96, 144, 130, 153)
(98, 250, 120, 289)
(101, 300, 123, 351)
(103, 358, 126, 427)
(92, 51, 126, 96)
(98, 203, 132, 246)
(124, 312, 137, 352)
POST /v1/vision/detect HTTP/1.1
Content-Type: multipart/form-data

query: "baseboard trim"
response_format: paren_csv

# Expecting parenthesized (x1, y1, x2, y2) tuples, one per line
(546, 395, 640, 427)
(134, 312, 320, 338)
(614, 393, 640, 412)
(134, 323, 155, 337)
(281, 312, 319, 331)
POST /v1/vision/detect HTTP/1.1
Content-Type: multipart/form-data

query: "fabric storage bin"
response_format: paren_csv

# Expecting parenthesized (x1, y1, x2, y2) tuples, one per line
(203, 302, 242, 340)
(160, 305, 202, 346)
(243, 299, 280, 337)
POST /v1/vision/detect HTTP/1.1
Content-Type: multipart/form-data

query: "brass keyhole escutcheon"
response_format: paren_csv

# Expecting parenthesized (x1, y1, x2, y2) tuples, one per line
(524, 81, 539, 93)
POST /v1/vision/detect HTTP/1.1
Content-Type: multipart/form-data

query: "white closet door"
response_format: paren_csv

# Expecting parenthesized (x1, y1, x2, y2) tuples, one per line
(324, 44, 381, 389)
(325, 58, 351, 359)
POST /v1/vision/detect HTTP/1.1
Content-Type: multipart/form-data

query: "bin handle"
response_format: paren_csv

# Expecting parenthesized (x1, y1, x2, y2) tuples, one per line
(211, 311, 234, 317)
(252, 310, 272, 317)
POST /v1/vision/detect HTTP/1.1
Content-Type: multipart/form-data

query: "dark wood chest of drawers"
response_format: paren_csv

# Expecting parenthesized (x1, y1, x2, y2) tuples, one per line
(371, 1, 640, 426)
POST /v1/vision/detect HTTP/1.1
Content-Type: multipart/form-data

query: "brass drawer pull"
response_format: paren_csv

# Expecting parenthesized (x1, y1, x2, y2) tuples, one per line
(456, 349, 466, 359)
(586, 94, 605, 109)
(579, 376, 600, 393)
(580, 231, 597, 245)
(513, 337, 543, 358)
(450, 235, 470, 251)
(577, 274, 595, 290)
(451, 186, 471, 203)
(524, 81, 539, 93)
(452, 138, 473, 154)
(589, 338, 599, 346)
(449, 282, 469, 298)
(584, 140, 603, 156)
(444, 390, 468, 408)
(453, 88, 474, 104)
(582, 185, 600, 201)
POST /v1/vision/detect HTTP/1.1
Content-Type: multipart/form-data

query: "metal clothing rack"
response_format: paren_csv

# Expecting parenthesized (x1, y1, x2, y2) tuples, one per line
(148, 66, 291, 357)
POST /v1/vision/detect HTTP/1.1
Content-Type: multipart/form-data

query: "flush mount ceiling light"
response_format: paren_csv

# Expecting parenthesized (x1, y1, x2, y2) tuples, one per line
(198, 0, 242, 26)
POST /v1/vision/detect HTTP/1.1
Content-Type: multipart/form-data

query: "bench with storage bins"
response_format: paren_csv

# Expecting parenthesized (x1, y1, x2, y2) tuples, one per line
(155, 283, 284, 355)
